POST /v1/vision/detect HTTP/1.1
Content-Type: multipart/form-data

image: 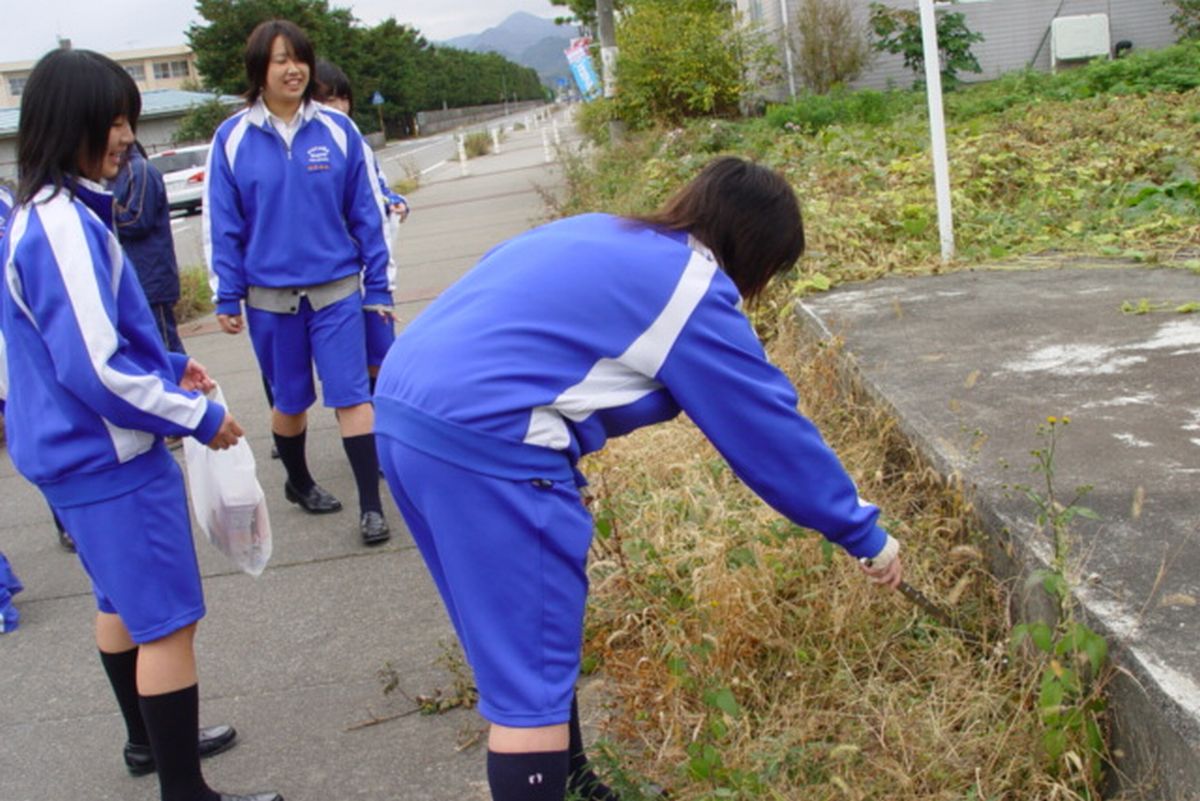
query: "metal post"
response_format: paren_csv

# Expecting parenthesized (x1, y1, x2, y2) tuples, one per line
(456, 134, 470, 177)
(541, 128, 553, 163)
(490, 127, 502, 154)
(778, 0, 797, 99)
(552, 117, 561, 146)
(597, 0, 625, 143)
(918, 0, 955, 262)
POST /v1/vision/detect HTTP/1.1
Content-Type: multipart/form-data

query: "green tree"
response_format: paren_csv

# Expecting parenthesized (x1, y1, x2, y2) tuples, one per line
(354, 19, 431, 135)
(868, 1, 983, 89)
(611, 0, 776, 128)
(188, 0, 549, 138)
(172, 98, 239, 144)
(187, 0, 361, 96)
(1170, 0, 1200, 40)
(549, 0, 626, 30)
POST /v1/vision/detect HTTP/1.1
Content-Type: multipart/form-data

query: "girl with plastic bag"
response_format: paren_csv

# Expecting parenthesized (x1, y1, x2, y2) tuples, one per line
(0, 48, 280, 801)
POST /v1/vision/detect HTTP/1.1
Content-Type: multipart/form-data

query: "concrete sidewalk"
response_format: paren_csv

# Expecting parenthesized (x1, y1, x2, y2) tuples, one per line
(798, 266, 1200, 800)
(0, 105, 584, 801)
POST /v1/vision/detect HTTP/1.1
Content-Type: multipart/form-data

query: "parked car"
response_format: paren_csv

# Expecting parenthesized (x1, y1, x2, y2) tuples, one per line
(148, 145, 210, 215)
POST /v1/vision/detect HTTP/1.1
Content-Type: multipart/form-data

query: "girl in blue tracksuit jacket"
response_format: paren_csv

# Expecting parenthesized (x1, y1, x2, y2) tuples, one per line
(0, 181, 23, 633)
(1, 49, 279, 801)
(204, 20, 392, 546)
(0, 183, 75, 553)
(373, 157, 904, 801)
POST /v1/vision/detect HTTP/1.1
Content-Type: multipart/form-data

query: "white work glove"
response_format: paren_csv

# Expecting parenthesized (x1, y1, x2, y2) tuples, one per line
(859, 535, 902, 589)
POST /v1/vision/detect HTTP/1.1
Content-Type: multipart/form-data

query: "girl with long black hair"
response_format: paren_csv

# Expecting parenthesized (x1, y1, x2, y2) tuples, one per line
(0, 47, 280, 801)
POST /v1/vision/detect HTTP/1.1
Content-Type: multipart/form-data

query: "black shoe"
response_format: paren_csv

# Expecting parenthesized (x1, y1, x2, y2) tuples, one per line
(124, 724, 238, 776)
(360, 511, 391, 546)
(284, 481, 342, 514)
(57, 529, 76, 553)
(218, 794, 283, 801)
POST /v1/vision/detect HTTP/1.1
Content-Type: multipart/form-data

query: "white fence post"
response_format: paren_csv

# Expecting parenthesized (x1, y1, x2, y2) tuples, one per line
(457, 134, 470, 177)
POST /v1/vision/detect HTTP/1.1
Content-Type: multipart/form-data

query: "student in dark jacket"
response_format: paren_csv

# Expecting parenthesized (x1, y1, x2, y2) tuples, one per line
(114, 140, 185, 354)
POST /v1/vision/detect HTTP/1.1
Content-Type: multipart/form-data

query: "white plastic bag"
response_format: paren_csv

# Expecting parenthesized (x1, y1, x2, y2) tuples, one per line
(182, 386, 272, 576)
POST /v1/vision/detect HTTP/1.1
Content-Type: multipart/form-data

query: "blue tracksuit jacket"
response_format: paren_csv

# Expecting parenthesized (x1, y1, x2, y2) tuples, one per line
(203, 100, 391, 316)
(0, 179, 223, 507)
(375, 213, 888, 559)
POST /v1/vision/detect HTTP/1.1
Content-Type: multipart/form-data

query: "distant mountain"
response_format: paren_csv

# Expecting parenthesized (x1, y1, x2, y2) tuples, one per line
(443, 11, 576, 86)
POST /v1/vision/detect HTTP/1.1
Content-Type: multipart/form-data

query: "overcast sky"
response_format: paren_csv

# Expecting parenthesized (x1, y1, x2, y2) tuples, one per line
(0, 0, 565, 64)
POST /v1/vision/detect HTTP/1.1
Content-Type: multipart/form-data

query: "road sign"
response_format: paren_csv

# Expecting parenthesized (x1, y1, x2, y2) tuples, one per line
(371, 91, 385, 106)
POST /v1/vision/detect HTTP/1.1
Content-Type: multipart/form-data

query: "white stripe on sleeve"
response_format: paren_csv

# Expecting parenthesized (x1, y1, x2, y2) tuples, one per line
(40, 198, 206, 459)
(523, 248, 718, 448)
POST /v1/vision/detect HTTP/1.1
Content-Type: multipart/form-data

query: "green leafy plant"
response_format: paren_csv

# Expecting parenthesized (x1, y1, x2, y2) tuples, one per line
(175, 266, 214, 322)
(1120, 298, 1200, 315)
(379, 639, 478, 714)
(868, 1, 984, 88)
(462, 131, 493, 158)
(611, 0, 778, 128)
(765, 87, 913, 133)
(1170, 0, 1200, 40)
(1010, 417, 1111, 791)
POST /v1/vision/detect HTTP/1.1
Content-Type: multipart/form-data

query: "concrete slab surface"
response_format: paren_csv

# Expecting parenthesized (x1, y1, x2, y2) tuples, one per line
(798, 265, 1200, 800)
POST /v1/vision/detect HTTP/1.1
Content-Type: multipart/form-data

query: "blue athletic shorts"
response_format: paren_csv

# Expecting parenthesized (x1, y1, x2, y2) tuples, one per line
(53, 458, 205, 643)
(377, 436, 593, 727)
(365, 309, 396, 369)
(247, 293, 369, 414)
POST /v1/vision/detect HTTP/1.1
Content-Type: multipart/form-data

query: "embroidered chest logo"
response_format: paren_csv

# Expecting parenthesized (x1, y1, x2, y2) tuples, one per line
(306, 145, 331, 172)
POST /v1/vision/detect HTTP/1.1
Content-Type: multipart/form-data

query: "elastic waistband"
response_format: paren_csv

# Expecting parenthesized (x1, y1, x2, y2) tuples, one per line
(375, 397, 574, 482)
(246, 273, 360, 314)
(38, 443, 175, 508)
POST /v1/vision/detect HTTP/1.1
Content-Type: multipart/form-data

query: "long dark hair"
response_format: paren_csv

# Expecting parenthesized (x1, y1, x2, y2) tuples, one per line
(313, 59, 353, 113)
(16, 49, 141, 205)
(244, 19, 316, 105)
(632, 157, 805, 301)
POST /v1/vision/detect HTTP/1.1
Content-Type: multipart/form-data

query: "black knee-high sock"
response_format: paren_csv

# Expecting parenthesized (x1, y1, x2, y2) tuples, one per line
(99, 648, 148, 746)
(274, 430, 314, 493)
(368, 373, 378, 396)
(487, 750, 569, 801)
(341, 434, 382, 515)
(138, 685, 218, 801)
(568, 696, 620, 801)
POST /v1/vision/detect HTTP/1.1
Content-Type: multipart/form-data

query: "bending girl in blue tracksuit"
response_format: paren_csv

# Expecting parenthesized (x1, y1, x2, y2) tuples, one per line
(0, 48, 279, 801)
(204, 20, 392, 546)
(373, 157, 904, 801)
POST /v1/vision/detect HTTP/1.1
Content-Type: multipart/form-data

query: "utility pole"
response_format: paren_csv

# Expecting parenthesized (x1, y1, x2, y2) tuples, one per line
(596, 0, 625, 143)
(778, 0, 797, 99)
(918, 0, 955, 262)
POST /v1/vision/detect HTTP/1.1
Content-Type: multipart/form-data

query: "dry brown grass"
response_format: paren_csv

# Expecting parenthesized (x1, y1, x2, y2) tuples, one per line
(577, 298, 1108, 800)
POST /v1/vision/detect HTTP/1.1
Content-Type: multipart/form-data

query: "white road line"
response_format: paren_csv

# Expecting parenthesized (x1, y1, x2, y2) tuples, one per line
(420, 159, 449, 176)
(386, 140, 447, 161)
